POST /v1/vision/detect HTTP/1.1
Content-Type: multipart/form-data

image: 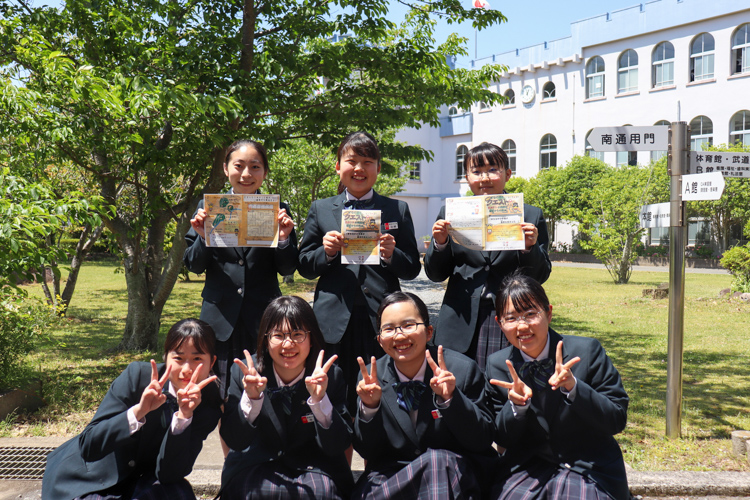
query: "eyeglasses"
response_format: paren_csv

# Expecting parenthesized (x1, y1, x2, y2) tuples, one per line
(467, 167, 504, 178)
(499, 310, 544, 327)
(378, 322, 425, 338)
(267, 330, 308, 345)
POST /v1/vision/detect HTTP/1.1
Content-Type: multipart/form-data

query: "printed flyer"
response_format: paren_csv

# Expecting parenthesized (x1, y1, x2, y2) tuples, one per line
(203, 194, 280, 247)
(341, 209, 381, 265)
(445, 193, 525, 251)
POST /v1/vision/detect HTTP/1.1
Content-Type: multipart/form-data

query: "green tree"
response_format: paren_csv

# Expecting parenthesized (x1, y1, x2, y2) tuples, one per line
(0, 0, 505, 350)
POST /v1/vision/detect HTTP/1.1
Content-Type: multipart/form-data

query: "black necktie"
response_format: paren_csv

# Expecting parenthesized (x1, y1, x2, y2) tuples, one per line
(267, 381, 303, 415)
(518, 359, 555, 390)
(392, 381, 428, 412)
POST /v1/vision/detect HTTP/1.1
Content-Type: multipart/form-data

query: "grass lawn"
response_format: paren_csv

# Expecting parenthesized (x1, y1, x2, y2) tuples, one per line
(3, 261, 749, 472)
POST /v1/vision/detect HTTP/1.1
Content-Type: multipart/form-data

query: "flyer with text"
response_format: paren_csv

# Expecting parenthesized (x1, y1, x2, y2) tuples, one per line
(341, 209, 381, 265)
(445, 193, 525, 251)
(203, 194, 280, 247)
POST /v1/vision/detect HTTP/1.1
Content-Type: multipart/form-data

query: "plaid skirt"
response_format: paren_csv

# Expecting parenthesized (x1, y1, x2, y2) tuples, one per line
(76, 476, 195, 500)
(467, 300, 509, 372)
(491, 460, 615, 500)
(220, 462, 343, 499)
(352, 449, 482, 500)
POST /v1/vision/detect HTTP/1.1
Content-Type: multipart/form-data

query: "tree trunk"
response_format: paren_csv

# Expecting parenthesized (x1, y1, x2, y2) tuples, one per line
(617, 233, 635, 284)
(119, 262, 163, 351)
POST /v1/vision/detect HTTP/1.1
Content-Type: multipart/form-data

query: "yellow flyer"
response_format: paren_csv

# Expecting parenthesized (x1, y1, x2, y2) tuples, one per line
(203, 194, 280, 247)
(341, 209, 381, 265)
(445, 193, 525, 251)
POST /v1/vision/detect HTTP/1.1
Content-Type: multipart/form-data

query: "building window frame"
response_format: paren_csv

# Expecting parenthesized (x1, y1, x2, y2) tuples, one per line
(586, 56, 605, 98)
(689, 115, 713, 152)
(651, 120, 670, 162)
(585, 130, 605, 161)
(730, 110, 750, 147)
(542, 82, 556, 99)
(618, 49, 639, 93)
(733, 23, 750, 75)
(690, 33, 715, 82)
(455, 145, 469, 180)
(503, 89, 515, 106)
(502, 139, 517, 174)
(540, 134, 557, 170)
(652, 41, 675, 88)
(408, 161, 421, 181)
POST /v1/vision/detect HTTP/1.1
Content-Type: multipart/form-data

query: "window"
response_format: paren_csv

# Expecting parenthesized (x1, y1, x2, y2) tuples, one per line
(502, 139, 517, 174)
(408, 162, 421, 181)
(585, 130, 604, 161)
(542, 82, 556, 99)
(479, 101, 491, 111)
(689, 116, 713, 151)
(618, 49, 638, 93)
(455, 145, 469, 180)
(540, 134, 557, 170)
(448, 106, 459, 116)
(730, 110, 750, 147)
(650, 227, 669, 246)
(617, 151, 638, 166)
(586, 56, 605, 98)
(651, 120, 670, 162)
(733, 23, 750, 74)
(690, 33, 714, 81)
(652, 42, 675, 88)
(503, 89, 515, 106)
(688, 219, 711, 246)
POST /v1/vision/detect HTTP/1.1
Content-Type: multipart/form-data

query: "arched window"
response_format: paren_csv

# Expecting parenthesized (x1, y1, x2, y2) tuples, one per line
(618, 49, 638, 93)
(448, 106, 459, 116)
(585, 130, 604, 161)
(651, 120, 670, 162)
(730, 110, 750, 147)
(689, 116, 713, 151)
(652, 42, 675, 88)
(455, 145, 469, 180)
(586, 56, 605, 98)
(540, 134, 557, 170)
(733, 23, 750, 75)
(479, 101, 491, 111)
(503, 89, 515, 106)
(502, 139, 517, 174)
(542, 82, 556, 99)
(616, 124, 637, 167)
(690, 33, 715, 82)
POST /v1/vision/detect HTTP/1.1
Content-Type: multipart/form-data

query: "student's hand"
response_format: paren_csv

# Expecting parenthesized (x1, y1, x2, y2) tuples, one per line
(379, 233, 395, 260)
(432, 220, 450, 246)
(490, 359, 533, 406)
(176, 364, 218, 420)
(133, 360, 171, 421)
(520, 222, 538, 249)
(548, 341, 580, 392)
(278, 208, 295, 240)
(234, 350, 267, 400)
(190, 208, 208, 240)
(305, 351, 338, 404)
(426, 346, 456, 402)
(356, 356, 382, 409)
(323, 230, 344, 257)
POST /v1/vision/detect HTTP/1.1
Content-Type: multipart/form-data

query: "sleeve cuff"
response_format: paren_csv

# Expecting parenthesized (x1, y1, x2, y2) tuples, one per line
(240, 391, 264, 424)
(359, 400, 380, 422)
(127, 406, 146, 435)
(307, 394, 333, 429)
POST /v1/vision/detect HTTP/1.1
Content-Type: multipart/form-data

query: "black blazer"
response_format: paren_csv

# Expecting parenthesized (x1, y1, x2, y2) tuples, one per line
(184, 199, 298, 343)
(485, 329, 630, 500)
(297, 192, 421, 344)
(42, 362, 222, 500)
(353, 347, 497, 476)
(220, 356, 354, 495)
(424, 203, 551, 353)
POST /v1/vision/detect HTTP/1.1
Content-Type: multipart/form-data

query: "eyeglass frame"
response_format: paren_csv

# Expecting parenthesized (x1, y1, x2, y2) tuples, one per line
(466, 165, 507, 178)
(377, 322, 426, 339)
(499, 310, 545, 327)
(266, 330, 309, 345)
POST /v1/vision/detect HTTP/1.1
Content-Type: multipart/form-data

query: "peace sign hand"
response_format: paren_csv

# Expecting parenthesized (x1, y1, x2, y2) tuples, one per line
(426, 346, 456, 402)
(356, 356, 382, 409)
(305, 351, 338, 404)
(233, 350, 267, 400)
(490, 359, 533, 407)
(176, 365, 218, 420)
(548, 341, 580, 392)
(133, 360, 171, 421)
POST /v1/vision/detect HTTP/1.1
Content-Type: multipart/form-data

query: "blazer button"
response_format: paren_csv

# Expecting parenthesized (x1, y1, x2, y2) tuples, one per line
(277, 451, 283, 457)
(237, 288, 243, 295)
(484, 265, 490, 271)
(307, 466, 314, 470)
(128, 460, 136, 467)
(362, 286, 371, 296)
(238, 259, 244, 266)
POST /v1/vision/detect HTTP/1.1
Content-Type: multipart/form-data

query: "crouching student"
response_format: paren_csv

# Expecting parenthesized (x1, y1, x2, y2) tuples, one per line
(218, 295, 354, 499)
(42, 319, 222, 500)
(486, 272, 630, 500)
(353, 291, 497, 499)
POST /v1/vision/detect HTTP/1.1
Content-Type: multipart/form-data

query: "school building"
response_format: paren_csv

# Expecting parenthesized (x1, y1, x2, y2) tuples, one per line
(393, 0, 750, 249)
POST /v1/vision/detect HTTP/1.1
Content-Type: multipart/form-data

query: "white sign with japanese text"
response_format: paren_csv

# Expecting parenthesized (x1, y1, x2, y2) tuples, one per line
(682, 172, 725, 201)
(688, 151, 750, 178)
(589, 126, 669, 151)
(639, 202, 671, 228)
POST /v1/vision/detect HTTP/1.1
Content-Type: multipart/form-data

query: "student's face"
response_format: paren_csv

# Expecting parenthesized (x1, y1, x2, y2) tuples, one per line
(496, 298, 551, 359)
(465, 158, 511, 196)
(267, 320, 311, 383)
(165, 338, 216, 392)
(377, 300, 433, 377)
(223, 145, 267, 194)
(335, 149, 380, 199)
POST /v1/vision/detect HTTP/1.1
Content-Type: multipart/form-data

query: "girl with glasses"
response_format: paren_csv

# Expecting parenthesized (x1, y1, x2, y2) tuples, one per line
(218, 295, 354, 499)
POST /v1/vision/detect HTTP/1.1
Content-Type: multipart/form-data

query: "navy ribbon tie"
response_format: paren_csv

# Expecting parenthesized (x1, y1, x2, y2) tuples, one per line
(392, 381, 428, 412)
(162, 394, 179, 428)
(267, 381, 303, 415)
(518, 359, 555, 390)
(344, 199, 374, 210)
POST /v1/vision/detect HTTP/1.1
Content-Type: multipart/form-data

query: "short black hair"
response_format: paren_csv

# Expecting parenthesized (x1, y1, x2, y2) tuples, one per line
(377, 291, 431, 331)
(465, 142, 509, 175)
(224, 139, 269, 172)
(494, 271, 550, 318)
(163, 319, 216, 360)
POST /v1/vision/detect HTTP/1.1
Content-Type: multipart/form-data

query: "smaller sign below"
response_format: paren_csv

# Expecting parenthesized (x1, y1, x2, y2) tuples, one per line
(589, 126, 669, 151)
(689, 151, 750, 178)
(640, 202, 671, 228)
(682, 172, 726, 201)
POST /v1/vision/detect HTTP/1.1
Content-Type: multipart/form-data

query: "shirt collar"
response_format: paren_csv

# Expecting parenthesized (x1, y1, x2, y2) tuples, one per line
(273, 366, 305, 387)
(394, 358, 428, 383)
(344, 188, 374, 201)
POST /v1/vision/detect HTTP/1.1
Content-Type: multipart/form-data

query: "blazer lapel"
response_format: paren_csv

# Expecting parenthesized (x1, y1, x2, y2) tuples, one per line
(382, 360, 420, 447)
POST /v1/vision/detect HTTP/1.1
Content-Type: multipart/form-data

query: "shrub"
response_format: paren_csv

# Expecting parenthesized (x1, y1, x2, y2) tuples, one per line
(720, 244, 750, 293)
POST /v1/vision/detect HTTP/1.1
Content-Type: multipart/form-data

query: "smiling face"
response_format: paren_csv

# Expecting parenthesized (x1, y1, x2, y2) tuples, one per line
(378, 300, 433, 379)
(497, 298, 552, 359)
(465, 156, 511, 196)
(165, 338, 216, 392)
(223, 144, 268, 194)
(267, 320, 311, 383)
(336, 149, 381, 199)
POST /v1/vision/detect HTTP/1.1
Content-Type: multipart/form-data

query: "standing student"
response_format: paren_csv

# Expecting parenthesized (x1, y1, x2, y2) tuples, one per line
(184, 139, 298, 398)
(353, 292, 497, 499)
(42, 319, 222, 500)
(424, 142, 551, 370)
(297, 131, 421, 409)
(219, 295, 354, 499)
(486, 272, 630, 500)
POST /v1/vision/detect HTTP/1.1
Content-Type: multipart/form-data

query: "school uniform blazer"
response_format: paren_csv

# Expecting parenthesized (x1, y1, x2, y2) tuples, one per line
(424, 203, 551, 354)
(297, 192, 421, 344)
(184, 199, 298, 342)
(353, 346, 497, 474)
(485, 329, 630, 500)
(42, 362, 222, 500)
(220, 357, 354, 495)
